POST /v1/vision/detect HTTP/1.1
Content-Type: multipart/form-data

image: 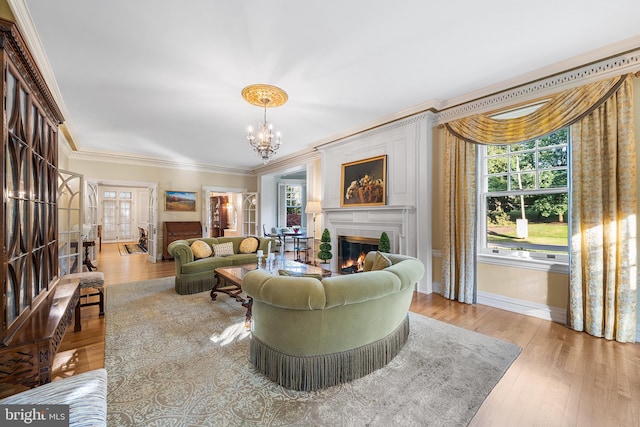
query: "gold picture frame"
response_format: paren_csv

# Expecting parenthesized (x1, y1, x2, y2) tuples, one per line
(165, 191, 197, 212)
(340, 155, 387, 206)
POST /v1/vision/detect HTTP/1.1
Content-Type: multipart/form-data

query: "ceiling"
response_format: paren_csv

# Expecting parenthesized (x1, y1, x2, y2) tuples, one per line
(20, 0, 640, 172)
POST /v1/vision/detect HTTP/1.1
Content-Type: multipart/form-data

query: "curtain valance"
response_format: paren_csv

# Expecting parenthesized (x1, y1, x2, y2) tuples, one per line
(445, 74, 628, 145)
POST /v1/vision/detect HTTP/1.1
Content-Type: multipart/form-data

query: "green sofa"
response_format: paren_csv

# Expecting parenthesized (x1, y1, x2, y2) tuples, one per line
(242, 251, 425, 391)
(167, 236, 274, 295)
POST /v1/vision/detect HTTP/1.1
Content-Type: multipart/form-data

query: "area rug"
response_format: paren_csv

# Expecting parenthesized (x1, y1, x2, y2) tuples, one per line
(105, 277, 521, 426)
(117, 244, 147, 256)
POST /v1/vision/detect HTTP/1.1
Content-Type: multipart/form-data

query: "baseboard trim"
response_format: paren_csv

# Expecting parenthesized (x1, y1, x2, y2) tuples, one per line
(431, 282, 566, 324)
(477, 291, 566, 323)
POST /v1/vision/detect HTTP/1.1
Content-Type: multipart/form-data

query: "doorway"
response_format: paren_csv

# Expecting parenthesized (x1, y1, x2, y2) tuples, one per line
(101, 189, 133, 241)
(86, 180, 158, 262)
(202, 186, 258, 237)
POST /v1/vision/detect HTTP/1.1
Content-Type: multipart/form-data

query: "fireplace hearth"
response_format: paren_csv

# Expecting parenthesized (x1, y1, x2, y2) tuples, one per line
(338, 235, 379, 274)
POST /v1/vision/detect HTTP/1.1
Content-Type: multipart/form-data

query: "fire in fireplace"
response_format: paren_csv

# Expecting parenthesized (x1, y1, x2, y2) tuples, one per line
(338, 235, 379, 274)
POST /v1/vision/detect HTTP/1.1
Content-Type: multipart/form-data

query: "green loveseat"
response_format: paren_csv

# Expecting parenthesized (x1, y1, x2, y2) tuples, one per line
(242, 251, 425, 391)
(167, 236, 274, 295)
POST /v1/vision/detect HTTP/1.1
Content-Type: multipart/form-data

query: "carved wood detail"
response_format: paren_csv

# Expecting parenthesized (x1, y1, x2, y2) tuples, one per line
(0, 19, 64, 124)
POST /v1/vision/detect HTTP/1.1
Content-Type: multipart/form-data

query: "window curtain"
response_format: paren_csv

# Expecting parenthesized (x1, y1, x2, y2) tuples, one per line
(445, 76, 625, 144)
(442, 130, 477, 304)
(441, 74, 637, 342)
(568, 78, 637, 342)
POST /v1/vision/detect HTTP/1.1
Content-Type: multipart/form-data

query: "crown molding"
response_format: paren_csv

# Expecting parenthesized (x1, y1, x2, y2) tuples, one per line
(68, 150, 255, 176)
(0, 18, 63, 124)
(58, 130, 72, 159)
(317, 111, 435, 152)
(252, 148, 320, 175)
(311, 102, 439, 150)
(7, 0, 69, 123)
(434, 43, 640, 124)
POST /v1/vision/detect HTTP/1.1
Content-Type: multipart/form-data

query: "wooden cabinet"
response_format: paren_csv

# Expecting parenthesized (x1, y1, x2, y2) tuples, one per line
(0, 19, 64, 345)
(210, 196, 227, 237)
(0, 19, 74, 393)
(162, 221, 202, 260)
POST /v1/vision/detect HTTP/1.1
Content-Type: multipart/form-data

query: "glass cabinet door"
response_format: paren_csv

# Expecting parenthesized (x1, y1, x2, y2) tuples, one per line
(57, 170, 83, 275)
(242, 193, 258, 236)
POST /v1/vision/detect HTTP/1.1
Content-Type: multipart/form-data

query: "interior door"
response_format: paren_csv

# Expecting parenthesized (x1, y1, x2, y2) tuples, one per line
(102, 199, 117, 241)
(147, 185, 158, 263)
(119, 199, 133, 240)
(101, 189, 134, 242)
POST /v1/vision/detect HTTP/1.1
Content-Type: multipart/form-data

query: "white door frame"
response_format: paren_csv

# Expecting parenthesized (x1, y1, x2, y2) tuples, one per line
(87, 178, 158, 260)
(201, 185, 247, 237)
(147, 185, 158, 263)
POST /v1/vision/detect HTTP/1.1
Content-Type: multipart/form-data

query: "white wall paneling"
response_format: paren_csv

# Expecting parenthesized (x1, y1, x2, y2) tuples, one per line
(319, 114, 432, 292)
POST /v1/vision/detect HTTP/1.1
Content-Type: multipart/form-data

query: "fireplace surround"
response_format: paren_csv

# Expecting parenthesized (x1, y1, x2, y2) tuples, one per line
(323, 205, 416, 274)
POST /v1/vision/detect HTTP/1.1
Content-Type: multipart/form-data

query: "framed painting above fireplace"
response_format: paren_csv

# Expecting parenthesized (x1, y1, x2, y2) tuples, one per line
(341, 155, 387, 206)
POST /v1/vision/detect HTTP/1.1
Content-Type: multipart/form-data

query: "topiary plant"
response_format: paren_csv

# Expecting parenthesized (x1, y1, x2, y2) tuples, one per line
(379, 231, 391, 253)
(318, 228, 333, 262)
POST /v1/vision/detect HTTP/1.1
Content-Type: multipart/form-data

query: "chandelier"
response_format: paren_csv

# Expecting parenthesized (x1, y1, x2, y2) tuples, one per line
(241, 84, 288, 164)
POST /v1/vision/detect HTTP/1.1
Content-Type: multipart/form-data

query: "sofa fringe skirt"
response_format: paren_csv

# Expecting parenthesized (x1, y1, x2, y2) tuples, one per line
(249, 315, 410, 391)
(174, 276, 216, 295)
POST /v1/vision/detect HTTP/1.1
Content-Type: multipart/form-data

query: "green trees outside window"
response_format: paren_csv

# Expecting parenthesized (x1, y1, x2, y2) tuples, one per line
(482, 128, 569, 255)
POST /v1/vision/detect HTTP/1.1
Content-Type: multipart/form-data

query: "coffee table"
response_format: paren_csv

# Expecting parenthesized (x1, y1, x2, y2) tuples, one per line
(213, 259, 331, 321)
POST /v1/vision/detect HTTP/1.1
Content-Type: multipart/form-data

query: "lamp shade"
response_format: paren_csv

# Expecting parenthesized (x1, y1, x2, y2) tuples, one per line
(305, 201, 322, 215)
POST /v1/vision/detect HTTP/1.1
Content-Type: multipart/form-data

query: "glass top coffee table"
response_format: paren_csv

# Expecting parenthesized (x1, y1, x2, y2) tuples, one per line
(213, 259, 331, 321)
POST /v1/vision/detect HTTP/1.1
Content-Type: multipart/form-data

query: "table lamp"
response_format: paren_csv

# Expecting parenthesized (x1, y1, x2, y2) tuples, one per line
(305, 201, 322, 265)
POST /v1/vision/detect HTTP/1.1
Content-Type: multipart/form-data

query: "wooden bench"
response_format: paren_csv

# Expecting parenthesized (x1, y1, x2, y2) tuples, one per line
(60, 271, 105, 316)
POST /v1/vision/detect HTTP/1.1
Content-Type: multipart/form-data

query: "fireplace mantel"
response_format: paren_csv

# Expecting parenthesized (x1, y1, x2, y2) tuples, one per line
(323, 205, 415, 213)
(323, 205, 417, 272)
(323, 205, 415, 231)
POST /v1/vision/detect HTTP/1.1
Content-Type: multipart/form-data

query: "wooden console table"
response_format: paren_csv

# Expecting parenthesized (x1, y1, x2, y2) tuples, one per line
(70, 240, 97, 272)
(0, 281, 81, 392)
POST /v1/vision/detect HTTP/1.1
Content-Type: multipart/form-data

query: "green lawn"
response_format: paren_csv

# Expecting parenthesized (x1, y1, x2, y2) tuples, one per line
(488, 222, 568, 246)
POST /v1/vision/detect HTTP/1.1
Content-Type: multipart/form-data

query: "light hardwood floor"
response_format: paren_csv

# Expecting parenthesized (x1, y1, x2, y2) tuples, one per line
(51, 243, 639, 426)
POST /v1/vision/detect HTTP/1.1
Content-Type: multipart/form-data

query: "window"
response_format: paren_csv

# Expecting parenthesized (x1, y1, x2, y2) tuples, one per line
(284, 185, 302, 227)
(479, 128, 569, 262)
(277, 181, 306, 229)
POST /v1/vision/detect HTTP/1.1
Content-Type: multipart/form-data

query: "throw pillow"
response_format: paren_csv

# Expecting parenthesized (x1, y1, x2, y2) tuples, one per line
(278, 269, 323, 281)
(191, 240, 212, 259)
(371, 251, 392, 271)
(213, 241, 235, 257)
(239, 237, 259, 254)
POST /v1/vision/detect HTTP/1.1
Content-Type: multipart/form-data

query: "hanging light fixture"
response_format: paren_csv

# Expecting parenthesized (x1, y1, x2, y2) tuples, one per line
(242, 84, 288, 164)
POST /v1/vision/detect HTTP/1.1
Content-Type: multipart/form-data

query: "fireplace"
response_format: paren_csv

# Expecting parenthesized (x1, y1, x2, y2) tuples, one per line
(338, 235, 379, 274)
